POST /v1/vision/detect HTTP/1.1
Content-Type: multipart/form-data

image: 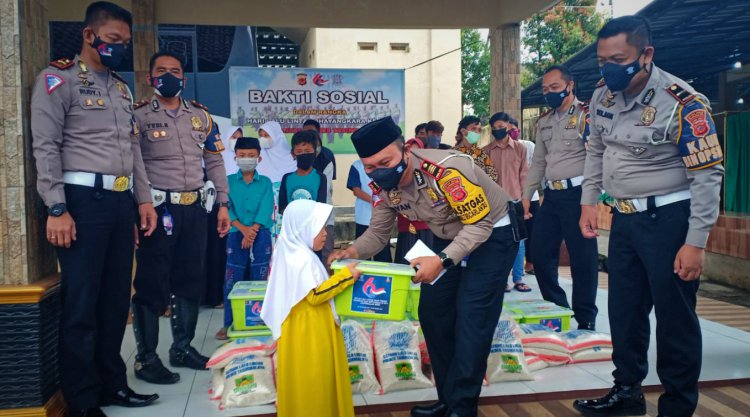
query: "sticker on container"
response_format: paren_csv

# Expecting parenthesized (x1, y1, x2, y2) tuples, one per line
(350, 274, 392, 315)
(539, 318, 562, 332)
(245, 300, 264, 326)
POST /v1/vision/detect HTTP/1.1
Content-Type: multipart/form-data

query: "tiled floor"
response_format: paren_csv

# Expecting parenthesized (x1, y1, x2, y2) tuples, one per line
(103, 270, 750, 417)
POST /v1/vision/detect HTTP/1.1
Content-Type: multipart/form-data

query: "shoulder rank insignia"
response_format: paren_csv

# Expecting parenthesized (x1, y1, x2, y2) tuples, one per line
(420, 159, 446, 180)
(190, 100, 209, 112)
(539, 108, 553, 118)
(368, 180, 382, 195)
(110, 70, 128, 85)
(49, 58, 74, 70)
(666, 83, 695, 105)
(45, 74, 65, 94)
(595, 78, 606, 88)
(577, 101, 590, 112)
(133, 99, 149, 110)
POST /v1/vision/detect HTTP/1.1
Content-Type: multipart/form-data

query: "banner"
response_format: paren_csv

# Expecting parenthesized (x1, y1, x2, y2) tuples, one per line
(229, 67, 405, 154)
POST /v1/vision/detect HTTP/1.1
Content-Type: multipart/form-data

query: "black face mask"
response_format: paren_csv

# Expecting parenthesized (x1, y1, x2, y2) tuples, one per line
(492, 128, 508, 140)
(544, 85, 571, 109)
(152, 73, 184, 98)
(91, 36, 127, 69)
(296, 152, 316, 170)
(369, 152, 407, 191)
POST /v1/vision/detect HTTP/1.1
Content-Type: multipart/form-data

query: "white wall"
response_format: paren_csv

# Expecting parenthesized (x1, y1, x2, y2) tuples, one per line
(300, 28, 462, 206)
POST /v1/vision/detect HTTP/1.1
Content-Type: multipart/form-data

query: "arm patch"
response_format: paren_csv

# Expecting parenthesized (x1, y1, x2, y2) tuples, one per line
(203, 114, 224, 154)
(677, 100, 723, 171)
(437, 169, 490, 224)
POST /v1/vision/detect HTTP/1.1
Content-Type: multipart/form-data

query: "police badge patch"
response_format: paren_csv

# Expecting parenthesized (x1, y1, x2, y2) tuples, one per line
(45, 74, 65, 94)
(638, 106, 657, 126)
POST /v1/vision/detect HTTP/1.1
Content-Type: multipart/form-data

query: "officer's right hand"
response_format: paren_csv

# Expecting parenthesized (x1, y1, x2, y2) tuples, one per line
(579, 204, 599, 239)
(138, 203, 158, 237)
(522, 198, 532, 220)
(327, 246, 359, 267)
(47, 212, 76, 248)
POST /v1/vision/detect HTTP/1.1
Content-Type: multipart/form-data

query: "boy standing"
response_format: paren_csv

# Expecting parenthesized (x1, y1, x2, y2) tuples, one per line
(216, 137, 274, 339)
(279, 130, 329, 212)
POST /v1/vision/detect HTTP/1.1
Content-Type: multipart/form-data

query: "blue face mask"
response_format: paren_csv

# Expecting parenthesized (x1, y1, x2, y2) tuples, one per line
(368, 151, 407, 191)
(426, 135, 441, 149)
(152, 73, 184, 98)
(600, 53, 643, 92)
(544, 85, 571, 109)
(91, 36, 127, 69)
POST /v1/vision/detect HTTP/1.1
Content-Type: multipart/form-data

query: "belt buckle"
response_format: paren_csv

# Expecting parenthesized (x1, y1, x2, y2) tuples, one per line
(179, 192, 197, 205)
(616, 199, 637, 214)
(551, 180, 565, 190)
(113, 176, 130, 192)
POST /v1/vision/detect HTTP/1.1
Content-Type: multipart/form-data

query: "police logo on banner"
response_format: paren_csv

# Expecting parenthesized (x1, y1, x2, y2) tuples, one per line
(678, 100, 723, 171)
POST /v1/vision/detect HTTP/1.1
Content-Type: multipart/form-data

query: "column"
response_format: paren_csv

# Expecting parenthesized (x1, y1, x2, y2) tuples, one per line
(489, 23, 521, 122)
(132, 0, 157, 100)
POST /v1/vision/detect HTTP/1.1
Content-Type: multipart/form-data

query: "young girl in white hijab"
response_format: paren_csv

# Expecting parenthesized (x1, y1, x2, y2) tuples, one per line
(257, 121, 297, 243)
(261, 200, 360, 417)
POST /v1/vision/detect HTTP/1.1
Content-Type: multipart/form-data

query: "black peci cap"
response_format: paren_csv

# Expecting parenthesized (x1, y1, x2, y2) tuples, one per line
(351, 117, 402, 158)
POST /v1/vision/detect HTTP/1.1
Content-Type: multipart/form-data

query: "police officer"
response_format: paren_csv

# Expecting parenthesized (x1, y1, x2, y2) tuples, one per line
(575, 16, 723, 417)
(329, 117, 518, 417)
(130, 51, 230, 384)
(31, 2, 158, 416)
(522, 65, 599, 330)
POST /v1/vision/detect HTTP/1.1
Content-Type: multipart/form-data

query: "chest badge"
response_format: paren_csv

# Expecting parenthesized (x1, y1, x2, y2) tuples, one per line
(389, 190, 402, 205)
(565, 115, 578, 129)
(638, 106, 657, 126)
(408, 223, 417, 234)
(191, 116, 203, 131)
(628, 146, 647, 155)
(600, 92, 616, 108)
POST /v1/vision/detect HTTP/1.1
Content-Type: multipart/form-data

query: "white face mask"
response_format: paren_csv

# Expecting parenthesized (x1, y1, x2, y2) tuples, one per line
(259, 136, 273, 149)
(237, 157, 259, 173)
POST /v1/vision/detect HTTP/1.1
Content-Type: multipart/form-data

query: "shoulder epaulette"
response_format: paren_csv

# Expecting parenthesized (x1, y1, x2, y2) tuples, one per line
(420, 158, 446, 180)
(133, 99, 149, 110)
(190, 100, 209, 111)
(110, 70, 128, 85)
(539, 108, 553, 118)
(49, 58, 74, 70)
(577, 101, 590, 111)
(666, 83, 695, 105)
(595, 78, 606, 88)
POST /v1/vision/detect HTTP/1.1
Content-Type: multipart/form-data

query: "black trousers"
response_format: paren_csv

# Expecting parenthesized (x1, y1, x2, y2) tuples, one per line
(608, 200, 700, 417)
(524, 200, 540, 264)
(133, 202, 208, 314)
(56, 185, 135, 409)
(355, 223, 392, 263)
(419, 226, 517, 417)
(203, 205, 227, 307)
(532, 186, 599, 325)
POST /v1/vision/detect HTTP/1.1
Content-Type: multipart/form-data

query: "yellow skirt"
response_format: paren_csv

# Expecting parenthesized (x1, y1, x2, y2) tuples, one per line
(276, 297, 355, 417)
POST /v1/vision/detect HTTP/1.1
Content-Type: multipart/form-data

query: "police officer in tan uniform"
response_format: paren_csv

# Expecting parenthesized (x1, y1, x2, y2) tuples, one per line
(329, 117, 518, 417)
(130, 51, 230, 384)
(522, 65, 599, 330)
(31, 2, 158, 416)
(574, 17, 724, 417)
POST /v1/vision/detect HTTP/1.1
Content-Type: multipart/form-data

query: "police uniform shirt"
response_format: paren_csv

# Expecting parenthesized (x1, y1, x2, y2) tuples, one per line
(133, 96, 229, 204)
(582, 64, 724, 248)
(524, 98, 589, 199)
(31, 56, 144, 206)
(352, 148, 512, 263)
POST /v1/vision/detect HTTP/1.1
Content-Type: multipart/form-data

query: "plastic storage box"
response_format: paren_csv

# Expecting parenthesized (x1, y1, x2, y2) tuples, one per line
(331, 260, 415, 321)
(407, 283, 421, 321)
(226, 325, 272, 339)
(228, 281, 268, 330)
(509, 302, 574, 332)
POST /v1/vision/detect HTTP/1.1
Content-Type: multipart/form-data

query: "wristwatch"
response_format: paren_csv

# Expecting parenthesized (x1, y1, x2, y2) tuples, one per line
(48, 203, 67, 217)
(438, 252, 455, 269)
(217, 202, 229, 208)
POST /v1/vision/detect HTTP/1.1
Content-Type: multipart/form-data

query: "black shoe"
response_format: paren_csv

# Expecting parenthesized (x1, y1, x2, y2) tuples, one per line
(578, 322, 597, 331)
(411, 401, 448, 417)
(169, 346, 209, 370)
(573, 384, 646, 417)
(69, 408, 107, 417)
(135, 356, 181, 384)
(101, 388, 159, 408)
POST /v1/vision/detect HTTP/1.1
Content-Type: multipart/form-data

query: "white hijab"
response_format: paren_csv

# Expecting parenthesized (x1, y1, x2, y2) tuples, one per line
(257, 120, 296, 183)
(261, 200, 335, 340)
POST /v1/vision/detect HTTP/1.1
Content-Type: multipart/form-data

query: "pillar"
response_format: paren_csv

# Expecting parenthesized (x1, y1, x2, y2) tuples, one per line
(132, 0, 157, 100)
(489, 23, 521, 122)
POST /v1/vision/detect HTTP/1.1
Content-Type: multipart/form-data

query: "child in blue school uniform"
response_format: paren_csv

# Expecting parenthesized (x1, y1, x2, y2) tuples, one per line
(215, 137, 275, 340)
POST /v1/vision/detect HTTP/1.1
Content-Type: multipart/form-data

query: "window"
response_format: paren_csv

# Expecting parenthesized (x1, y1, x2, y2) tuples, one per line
(390, 43, 410, 52)
(358, 42, 377, 51)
